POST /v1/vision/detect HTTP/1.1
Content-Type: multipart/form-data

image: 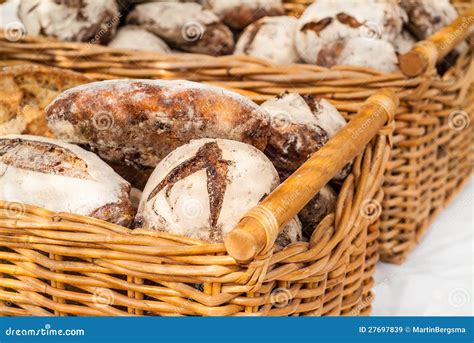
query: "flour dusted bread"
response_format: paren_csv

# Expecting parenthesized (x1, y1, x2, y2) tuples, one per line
(234, 16, 299, 65)
(319, 37, 399, 72)
(127, 2, 234, 55)
(399, 0, 457, 40)
(261, 92, 347, 175)
(203, 0, 285, 30)
(19, 0, 120, 43)
(108, 26, 171, 53)
(0, 64, 90, 137)
(136, 138, 302, 245)
(45, 79, 270, 170)
(295, 0, 405, 65)
(0, 135, 133, 226)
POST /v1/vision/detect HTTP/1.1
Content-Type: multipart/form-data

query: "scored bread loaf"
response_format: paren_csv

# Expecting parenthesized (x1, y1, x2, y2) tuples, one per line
(295, 0, 405, 65)
(45, 79, 270, 173)
(127, 2, 234, 55)
(136, 138, 302, 245)
(0, 64, 90, 137)
(0, 135, 134, 226)
(19, 0, 120, 44)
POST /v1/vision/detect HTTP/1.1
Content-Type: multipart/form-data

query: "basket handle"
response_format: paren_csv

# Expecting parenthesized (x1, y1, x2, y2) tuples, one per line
(399, 6, 474, 77)
(224, 89, 398, 263)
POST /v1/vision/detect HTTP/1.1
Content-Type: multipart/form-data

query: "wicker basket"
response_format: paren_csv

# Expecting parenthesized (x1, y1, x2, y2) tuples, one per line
(0, 89, 396, 316)
(0, 3, 472, 265)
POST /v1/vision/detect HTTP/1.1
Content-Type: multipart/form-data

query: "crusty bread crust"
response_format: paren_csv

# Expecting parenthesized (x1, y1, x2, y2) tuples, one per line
(0, 64, 90, 137)
(45, 79, 270, 169)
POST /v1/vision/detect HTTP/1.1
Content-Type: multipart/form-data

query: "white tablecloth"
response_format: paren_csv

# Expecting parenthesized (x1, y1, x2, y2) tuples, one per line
(372, 178, 473, 316)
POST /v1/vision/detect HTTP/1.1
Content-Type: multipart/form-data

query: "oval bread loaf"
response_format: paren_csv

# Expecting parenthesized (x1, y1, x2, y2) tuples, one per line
(0, 135, 134, 226)
(127, 2, 234, 55)
(136, 138, 302, 246)
(45, 79, 270, 171)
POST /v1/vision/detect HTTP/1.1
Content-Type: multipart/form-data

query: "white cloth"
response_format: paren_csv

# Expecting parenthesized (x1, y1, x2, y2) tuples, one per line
(373, 178, 473, 316)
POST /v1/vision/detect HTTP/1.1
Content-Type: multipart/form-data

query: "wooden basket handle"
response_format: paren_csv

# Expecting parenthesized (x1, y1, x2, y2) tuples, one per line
(399, 7, 474, 77)
(224, 89, 398, 263)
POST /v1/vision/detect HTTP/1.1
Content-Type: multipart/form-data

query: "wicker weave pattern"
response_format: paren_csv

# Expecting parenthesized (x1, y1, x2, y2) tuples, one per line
(0, 129, 389, 316)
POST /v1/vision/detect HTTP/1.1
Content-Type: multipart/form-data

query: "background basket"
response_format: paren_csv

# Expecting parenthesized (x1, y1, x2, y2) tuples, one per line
(0, 90, 396, 316)
(0, 3, 472, 264)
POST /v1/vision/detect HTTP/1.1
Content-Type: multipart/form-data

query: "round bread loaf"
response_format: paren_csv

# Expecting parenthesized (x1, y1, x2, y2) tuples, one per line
(0, 135, 134, 226)
(135, 138, 302, 245)
(108, 26, 171, 53)
(299, 184, 337, 238)
(234, 16, 300, 65)
(319, 37, 399, 72)
(261, 91, 347, 174)
(295, 0, 405, 65)
(0, 64, 90, 137)
(127, 2, 234, 55)
(203, 0, 285, 30)
(45, 79, 270, 170)
(399, 0, 457, 40)
(18, 0, 120, 44)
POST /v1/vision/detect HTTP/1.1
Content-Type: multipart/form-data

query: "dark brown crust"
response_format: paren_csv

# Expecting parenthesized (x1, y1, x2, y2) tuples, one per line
(241, 21, 263, 54)
(91, 184, 135, 228)
(217, 5, 284, 30)
(46, 80, 270, 169)
(299, 186, 337, 238)
(186, 22, 235, 56)
(399, 0, 444, 39)
(300, 18, 333, 36)
(147, 142, 233, 242)
(0, 137, 90, 179)
(107, 161, 152, 190)
(316, 39, 346, 68)
(336, 13, 364, 28)
(265, 122, 328, 173)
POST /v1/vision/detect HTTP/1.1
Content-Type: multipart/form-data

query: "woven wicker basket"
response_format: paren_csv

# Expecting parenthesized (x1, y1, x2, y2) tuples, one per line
(0, 2, 472, 263)
(0, 88, 396, 316)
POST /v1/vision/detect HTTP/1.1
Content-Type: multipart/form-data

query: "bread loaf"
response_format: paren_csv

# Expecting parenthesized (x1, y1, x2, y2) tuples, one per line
(136, 138, 302, 245)
(203, 0, 285, 30)
(234, 16, 299, 65)
(127, 2, 234, 55)
(0, 64, 90, 137)
(261, 91, 347, 174)
(19, 0, 120, 44)
(108, 26, 171, 53)
(0, 135, 133, 226)
(45, 79, 270, 170)
(399, 0, 457, 40)
(295, 0, 405, 65)
(393, 30, 417, 54)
